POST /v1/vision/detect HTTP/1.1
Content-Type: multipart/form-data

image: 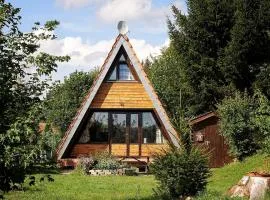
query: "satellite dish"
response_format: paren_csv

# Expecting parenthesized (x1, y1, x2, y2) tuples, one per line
(117, 21, 128, 35)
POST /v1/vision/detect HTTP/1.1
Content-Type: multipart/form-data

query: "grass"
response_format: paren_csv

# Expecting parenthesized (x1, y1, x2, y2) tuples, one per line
(5, 154, 268, 200)
(5, 174, 157, 200)
(207, 154, 267, 193)
(196, 154, 268, 199)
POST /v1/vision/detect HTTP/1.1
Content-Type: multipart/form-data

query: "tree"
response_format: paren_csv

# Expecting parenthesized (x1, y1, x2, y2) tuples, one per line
(148, 46, 193, 118)
(44, 70, 98, 134)
(168, 0, 235, 116)
(220, 0, 270, 94)
(0, 0, 69, 193)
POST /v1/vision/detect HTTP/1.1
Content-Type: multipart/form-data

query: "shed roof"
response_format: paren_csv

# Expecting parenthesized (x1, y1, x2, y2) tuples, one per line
(189, 111, 218, 126)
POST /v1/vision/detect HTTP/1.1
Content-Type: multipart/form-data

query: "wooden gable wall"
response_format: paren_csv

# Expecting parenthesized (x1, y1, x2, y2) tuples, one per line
(90, 82, 153, 109)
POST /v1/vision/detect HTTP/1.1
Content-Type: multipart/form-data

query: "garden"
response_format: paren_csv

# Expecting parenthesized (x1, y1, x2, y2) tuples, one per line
(4, 154, 269, 200)
(1, 0, 270, 199)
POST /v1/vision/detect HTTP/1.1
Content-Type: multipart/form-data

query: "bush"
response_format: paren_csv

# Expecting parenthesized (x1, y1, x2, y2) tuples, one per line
(252, 92, 270, 156)
(94, 151, 120, 170)
(75, 156, 95, 174)
(150, 147, 210, 199)
(218, 91, 270, 160)
(217, 92, 259, 160)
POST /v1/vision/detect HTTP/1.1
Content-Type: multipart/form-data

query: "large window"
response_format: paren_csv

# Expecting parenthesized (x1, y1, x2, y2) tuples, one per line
(142, 112, 163, 144)
(78, 112, 108, 143)
(130, 114, 139, 143)
(78, 111, 163, 144)
(112, 113, 126, 143)
(107, 54, 135, 81)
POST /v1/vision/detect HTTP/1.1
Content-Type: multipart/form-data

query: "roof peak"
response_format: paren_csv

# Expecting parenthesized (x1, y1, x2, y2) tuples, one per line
(117, 21, 129, 35)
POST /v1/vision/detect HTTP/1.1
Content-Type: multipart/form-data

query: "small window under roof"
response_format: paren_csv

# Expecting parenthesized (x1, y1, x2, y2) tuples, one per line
(106, 53, 135, 81)
(108, 66, 117, 81)
(119, 55, 126, 61)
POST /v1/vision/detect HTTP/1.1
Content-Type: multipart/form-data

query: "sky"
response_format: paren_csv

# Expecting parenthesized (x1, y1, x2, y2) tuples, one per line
(8, 0, 187, 81)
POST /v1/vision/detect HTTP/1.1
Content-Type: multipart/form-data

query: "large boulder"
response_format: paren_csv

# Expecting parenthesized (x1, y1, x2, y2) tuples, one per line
(229, 174, 270, 200)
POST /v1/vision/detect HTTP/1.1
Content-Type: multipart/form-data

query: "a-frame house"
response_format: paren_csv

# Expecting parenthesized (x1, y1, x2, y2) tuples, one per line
(56, 33, 179, 167)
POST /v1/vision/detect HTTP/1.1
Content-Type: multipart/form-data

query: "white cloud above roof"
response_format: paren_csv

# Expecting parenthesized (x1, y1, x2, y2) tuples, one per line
(55, 0, 93, 9)
(39, 35, 169, 81)
(98, 0, 154, 22)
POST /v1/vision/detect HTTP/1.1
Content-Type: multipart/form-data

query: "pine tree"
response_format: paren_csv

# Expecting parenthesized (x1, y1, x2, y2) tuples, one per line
(220, 0, 270, 95)
(168, 0, 235, 115)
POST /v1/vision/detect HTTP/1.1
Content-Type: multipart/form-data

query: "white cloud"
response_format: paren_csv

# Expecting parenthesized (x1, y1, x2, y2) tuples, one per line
(96, 0, 186, 33)
(55, 0, 187, 34)
(39, 36, 168, 81)
(98, 0, 152, 22)
(55, 0, 98, 9)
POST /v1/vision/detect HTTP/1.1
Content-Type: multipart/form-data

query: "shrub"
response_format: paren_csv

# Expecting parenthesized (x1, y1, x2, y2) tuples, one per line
(252, 92, 270, 156)
(218, 91, 270, 160)
(217, 92, 259, 160)
(151, 147, 210, 199)
(75, 156, 95, 174)
(94, 151, 120, 170)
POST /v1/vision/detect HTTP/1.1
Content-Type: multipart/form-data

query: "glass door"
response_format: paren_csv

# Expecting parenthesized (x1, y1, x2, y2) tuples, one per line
(110, 113, 127, 156)
(128, 113, 140, 156)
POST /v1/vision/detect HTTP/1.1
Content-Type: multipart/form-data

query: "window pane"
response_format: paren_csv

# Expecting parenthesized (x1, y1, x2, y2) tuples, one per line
(108, 66, 117, 80)
(79, 112, 108, 143)
(119, 54, 126, 61)
(112, 113, 126, 143)
(142, 112, 163, 144)
(119, 64, 134, 80)
(130, 114, 138, 143)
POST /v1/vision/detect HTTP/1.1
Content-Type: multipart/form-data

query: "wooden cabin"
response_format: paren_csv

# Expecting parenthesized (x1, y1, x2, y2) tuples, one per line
(56, 33, 179, 168)
(190, 112, 232, 168)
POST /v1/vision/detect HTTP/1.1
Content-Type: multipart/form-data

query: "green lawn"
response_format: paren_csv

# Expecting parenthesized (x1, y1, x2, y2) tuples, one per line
(5, 154, 268, 200)
(208, 154, 267, 193)
(6, 174, 157, 200)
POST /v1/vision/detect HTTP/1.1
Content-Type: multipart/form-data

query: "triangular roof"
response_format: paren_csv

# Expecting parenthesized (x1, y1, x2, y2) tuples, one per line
(56, 34, 179, 160)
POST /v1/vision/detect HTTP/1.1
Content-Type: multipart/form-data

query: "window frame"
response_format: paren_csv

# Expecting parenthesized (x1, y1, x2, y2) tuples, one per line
(106, 47, 137, 82)
(77, 110, 164, 146)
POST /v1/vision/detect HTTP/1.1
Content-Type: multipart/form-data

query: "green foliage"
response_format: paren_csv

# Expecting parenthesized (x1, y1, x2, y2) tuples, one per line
(221, 0, 270, 95)
(0, 104, 58, 192)
(168, 0, 235, 115)
(94, 151, 121, 170)
(44, 70, 98, 134)
(151, 147, 210, 199)
(165, 0, 270, 117)
(218, 91, 270, 160)
(148, 46, 192, 118)
(0, 0, 69, 194)
(217, 92, 258, 160)
(75, 156, 95, 175)
(252, 92, 270, 155)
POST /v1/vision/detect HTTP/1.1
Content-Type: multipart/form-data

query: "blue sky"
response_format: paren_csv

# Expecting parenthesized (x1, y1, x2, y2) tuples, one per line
(8, 0, 187, 81)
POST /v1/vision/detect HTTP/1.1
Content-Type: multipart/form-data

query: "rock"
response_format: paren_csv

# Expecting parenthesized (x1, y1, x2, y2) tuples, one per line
(229, 175, 270, 200)
(249, 176, 270, 200)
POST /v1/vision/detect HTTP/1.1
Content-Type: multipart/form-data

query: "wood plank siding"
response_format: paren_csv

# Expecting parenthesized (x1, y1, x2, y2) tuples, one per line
(90, 82, 153, 109)
(191, 113, 232, 168)
(71, 144, 109, 157)
(70, 144, 168, 158)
